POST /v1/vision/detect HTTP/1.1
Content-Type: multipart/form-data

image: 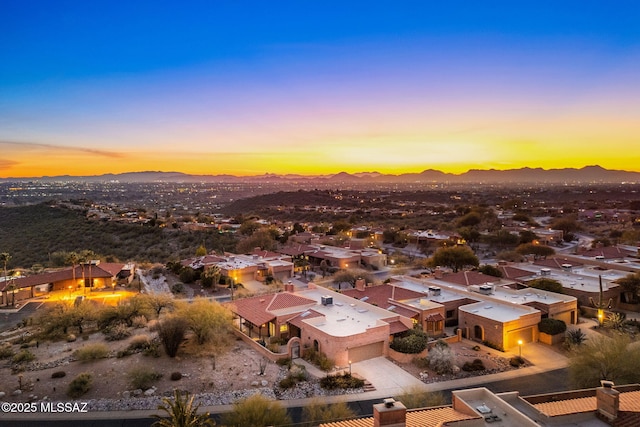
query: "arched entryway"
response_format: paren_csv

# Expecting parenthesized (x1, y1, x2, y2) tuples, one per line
(474, 325, 484, 341)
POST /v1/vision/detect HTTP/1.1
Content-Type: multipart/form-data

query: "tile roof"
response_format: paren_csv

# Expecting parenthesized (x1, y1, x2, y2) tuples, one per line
(499, 265, 535, 280)
(227, 292, 316, 327)
(319, 406, 477, 427)
(581, 246, 635, 259)
(533, 390, 640, 417)
(387, 319, 410, 335)
(341, 284, 423, 318)
(6, 264, 124, 291)
(533, 257, 584, 269)
(267, 293, 317, 311)
(440, 271, 499, 286)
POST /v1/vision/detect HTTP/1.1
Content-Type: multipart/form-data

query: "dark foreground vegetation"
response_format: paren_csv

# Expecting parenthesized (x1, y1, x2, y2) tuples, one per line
(0, 204, 236, 268)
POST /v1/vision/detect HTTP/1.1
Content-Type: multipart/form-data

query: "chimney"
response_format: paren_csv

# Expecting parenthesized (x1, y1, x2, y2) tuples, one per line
(284, 281, 294, 293)
(434, 267, 444, 279)
(373, 398, 406, 427)
(596, 381, 619, 420)
(355, 277, 366, 291)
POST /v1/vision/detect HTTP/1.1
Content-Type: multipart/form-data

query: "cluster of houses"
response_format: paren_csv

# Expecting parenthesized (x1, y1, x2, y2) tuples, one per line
(320, 383, 640, 427)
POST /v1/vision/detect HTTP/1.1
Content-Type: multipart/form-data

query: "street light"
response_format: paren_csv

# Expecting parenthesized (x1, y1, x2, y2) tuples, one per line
(518, 339, 523, 358)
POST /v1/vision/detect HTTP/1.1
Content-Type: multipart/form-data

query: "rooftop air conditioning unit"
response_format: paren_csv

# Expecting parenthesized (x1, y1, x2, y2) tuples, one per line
(428, 286, 441, 296)
(478, 285, 492, 295)
(321, 296, 333, 306)
(540, 268, 551, 276)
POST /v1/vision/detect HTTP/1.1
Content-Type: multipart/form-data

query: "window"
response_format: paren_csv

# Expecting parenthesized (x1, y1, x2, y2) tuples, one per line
(446, 310, 455, 318)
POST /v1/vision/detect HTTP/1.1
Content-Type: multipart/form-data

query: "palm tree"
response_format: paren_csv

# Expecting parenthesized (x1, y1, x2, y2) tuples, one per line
(65, 252, 80, 293)
(152, 390, 215, 427)
(1, 252, 11, 306)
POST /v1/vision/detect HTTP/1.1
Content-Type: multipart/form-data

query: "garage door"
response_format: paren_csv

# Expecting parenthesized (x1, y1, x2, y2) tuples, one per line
(348, 342, 384, 363)
(506, 328, 534, 349)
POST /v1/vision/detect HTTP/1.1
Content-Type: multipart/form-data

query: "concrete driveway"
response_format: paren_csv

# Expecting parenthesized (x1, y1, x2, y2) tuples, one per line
(351, 356, 425, 397)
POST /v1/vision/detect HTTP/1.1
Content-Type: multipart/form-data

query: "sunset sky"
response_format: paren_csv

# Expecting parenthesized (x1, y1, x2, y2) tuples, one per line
(1, 1, 639, 177)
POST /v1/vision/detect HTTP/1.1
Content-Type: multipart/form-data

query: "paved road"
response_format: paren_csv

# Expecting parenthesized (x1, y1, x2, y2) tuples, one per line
(2, 368, 571, 427)
(0, 301, 44, 333)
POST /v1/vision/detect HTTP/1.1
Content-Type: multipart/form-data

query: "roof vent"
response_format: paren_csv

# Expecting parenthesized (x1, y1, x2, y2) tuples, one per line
(383, 398, 396, 408)
(478, 285, 492, 295)
(428, 286, 441, 296)
(321, 296, 333, 306)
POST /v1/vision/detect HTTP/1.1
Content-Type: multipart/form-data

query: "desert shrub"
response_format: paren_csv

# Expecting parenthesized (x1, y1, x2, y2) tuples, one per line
(128, 366, 162, 390)
(395, 386, 445, 409)
(104, 323, 131, 341)
(51, 371, 66, 379)
(12, 349, 35, 364)
(128, 334, 152, 351)
(0, 344, 15, 359)
(143, 340, 161, 357)
(171, 283, 185, 294)
(302, 348, 334, 372)
(67, 372, 93, 398)
(320, 373, 364, 390)
(276, 357, 292, 367)
(565, 328, 587, 348)
(157, 316, 188, 358)
(279, 376, 298, 389)
(267, 343, 281, 353)
(74, 343, 109, 362)
(539, 318, 567, 335)
(510, 356, 525, 367)
(390, 329, 428, 354)
(131, 315, 148, 328)
(170, 372, 182, 381)
(413, 356, 430, 369)
(426, 344, 454, 375)
(462, 359, 486, 372)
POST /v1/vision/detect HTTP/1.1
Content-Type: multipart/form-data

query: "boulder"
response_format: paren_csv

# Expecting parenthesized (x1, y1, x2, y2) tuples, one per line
(132, 389, 143, 397)
(122, 391, 131, 399)
(12, 389, 22, 396)
(261, 380, 268, 387)
(144, 388, 155, 396)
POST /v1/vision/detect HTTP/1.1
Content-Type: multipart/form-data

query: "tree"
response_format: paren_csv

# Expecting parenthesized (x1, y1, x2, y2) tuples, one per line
(518, 230, 538, 244)
(195, 245, 207, 257)
(2, 252, 13, 306)
(319, 260, 328, 278)
(617, 272, 640, 304)
(302, 399, 356, 426)
(236, 230, 277, 254)
(457, 212, 482, 228)
(516, 243, 555, 260)
(238, 220, 260, 236)
(429, 246, 479, 272)
(201, 265, 221, 291)
(478, 265, 503, 278)
(153, 390, 215, 427)
(176, 298, 232, 346)
(222, 394, 290, 427)
(65, 251, 80, 292)
(139, 293, 174, 317)
(551, 216, 580, 235)
(527, 278, 563, 294)
(569, 334, 640, 388)
(332, 269, 375, 289)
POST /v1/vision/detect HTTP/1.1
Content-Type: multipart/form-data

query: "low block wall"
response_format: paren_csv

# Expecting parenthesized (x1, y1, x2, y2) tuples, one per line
(539, 332, 564, 345)
(232, 329, 288, 362)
